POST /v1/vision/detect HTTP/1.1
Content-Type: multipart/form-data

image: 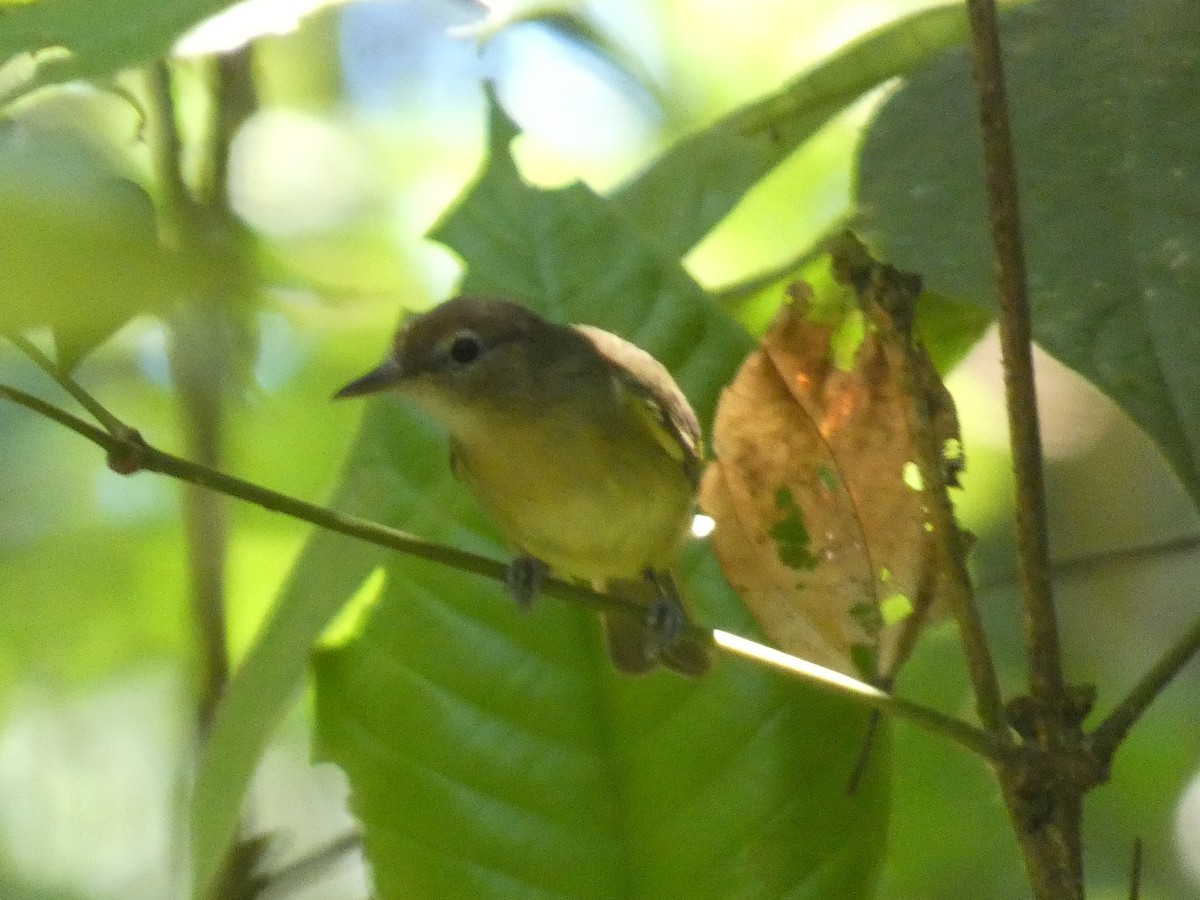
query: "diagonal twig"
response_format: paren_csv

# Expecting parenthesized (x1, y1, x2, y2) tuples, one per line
(0, 381, 1013, 763)
(1091, 615, 1200, 754)
(5, 332, 135, 439)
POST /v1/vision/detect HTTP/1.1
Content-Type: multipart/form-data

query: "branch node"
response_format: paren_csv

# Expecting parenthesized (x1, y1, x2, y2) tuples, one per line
(107, 428, 148, 475)
(1005, 683, 1096, 743)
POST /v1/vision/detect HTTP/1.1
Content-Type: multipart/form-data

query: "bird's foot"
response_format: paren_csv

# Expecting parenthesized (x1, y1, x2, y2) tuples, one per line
(643, 569, 685, 659)
(506, 555, 548, 610)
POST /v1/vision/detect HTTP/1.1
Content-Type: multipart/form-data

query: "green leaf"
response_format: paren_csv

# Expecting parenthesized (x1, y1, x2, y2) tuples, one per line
(315, 544, 889, 899)
(914, 291, 993, 375)
(192, 91, 892, 899)
(316, 96, 887, 898)
(0, 0, 243, 97)
(770, 487, 820, 572)
(0, 127, 182, 366)
(611, 3, 972, 259)
(429, 98, 754, 427)
(855, 0, 1200, 508)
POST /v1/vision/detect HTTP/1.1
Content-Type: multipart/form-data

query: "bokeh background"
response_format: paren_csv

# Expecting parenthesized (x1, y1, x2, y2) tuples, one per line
(1, 0, 1197, 897)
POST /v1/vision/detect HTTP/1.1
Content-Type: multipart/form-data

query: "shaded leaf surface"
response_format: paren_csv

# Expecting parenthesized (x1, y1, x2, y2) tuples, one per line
(316, 544, 889, 899)
(856, 0, 1200, 509)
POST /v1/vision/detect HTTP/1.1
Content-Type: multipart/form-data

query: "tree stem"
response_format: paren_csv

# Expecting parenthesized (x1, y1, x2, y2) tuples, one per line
(964, 0, 1082, 895)
(965, 0, 1065, 721)
(168, 306, 232, 735)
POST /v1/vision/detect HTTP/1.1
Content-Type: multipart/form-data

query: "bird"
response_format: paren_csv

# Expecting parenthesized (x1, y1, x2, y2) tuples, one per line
(335, 296, 710, 676)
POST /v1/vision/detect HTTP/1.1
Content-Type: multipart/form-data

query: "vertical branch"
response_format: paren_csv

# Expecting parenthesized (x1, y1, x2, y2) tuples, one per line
(168, 305, 233, 733)
(832, 235, 1010, 737)
(147, 63, 193, 247)
(210, 50, 257, 209)
(1128, 837, 1143, 900)
(149, 45, 257, 737)
(964, 1, 1085, 898)
(150, 48, 259, 900)
(148, 61, 232, 736)
(964, 0, 1066, 723)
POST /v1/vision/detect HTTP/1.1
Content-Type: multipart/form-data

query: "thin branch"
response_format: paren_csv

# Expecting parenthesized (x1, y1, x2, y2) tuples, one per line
(0, 383, 512, 587)
(0, 382, 1010, 763)
(709, 217, 851, 312)
(846, 711, 883, 796)
(6, 332, 133, 438)
(965, 2, 1086, 897)
(209, 49, 256, 211)
(1092, 613, 1200, 753)
(833, 235, 1009, 738)
(146, 61, 195, 245)
(1050, 533, 1200, 578)
(1, 385, 134, 449)
(901, 359, 1008, 736)
(168, 308, 232, 736)
(149, 56, 237, 741)
(974, 532, 1200, 596)
(965, 0, 1066, 720)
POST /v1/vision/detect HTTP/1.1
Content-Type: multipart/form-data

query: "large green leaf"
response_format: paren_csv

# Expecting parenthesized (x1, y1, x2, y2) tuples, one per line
(311, 98, 888, 898)
(855, 0, 1200, 508)
(316, 544, 889, 899)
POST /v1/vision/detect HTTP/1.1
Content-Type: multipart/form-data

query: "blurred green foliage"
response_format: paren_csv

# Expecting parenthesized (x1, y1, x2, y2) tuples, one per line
(1, 1, 1198, 899)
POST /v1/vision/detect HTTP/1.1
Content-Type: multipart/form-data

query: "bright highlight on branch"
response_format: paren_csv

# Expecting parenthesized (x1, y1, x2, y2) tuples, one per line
(711, 630, 888, 701)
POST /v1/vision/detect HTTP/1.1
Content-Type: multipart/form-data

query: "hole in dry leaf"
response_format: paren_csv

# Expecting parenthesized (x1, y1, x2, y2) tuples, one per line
(769, 487, 819, 571)
(850, 602, 883, 637)
(902, 461, 923, 491)
(880, 593, 914, 625)
(850, 644, 876, 678)
(817, 466, 838, 491)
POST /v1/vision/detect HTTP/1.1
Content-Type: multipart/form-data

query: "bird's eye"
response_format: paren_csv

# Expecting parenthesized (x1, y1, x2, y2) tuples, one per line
(448, 331, 482, 366)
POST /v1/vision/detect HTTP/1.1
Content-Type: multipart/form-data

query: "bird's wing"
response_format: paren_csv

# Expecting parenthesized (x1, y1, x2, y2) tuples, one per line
(573, 324, 704, 486)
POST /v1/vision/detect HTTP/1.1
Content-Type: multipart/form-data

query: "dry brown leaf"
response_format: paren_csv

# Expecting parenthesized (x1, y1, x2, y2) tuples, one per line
(700, 248, 963, 679)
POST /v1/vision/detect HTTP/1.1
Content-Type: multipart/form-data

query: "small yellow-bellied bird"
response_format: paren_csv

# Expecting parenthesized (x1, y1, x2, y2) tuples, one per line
(335, 296, 710, 676)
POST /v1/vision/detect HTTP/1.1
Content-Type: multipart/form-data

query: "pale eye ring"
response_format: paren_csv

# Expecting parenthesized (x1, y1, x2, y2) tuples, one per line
(448, 331, 482, 366)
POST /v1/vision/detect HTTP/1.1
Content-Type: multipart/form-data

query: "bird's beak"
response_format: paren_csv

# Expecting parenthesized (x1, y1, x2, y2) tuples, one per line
(333, 356, 404, 399)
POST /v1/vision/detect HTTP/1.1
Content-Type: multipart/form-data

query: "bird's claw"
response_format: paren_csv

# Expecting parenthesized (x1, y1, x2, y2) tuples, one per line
(506, 555, 548, 610)
(642, 569, 685, 660)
